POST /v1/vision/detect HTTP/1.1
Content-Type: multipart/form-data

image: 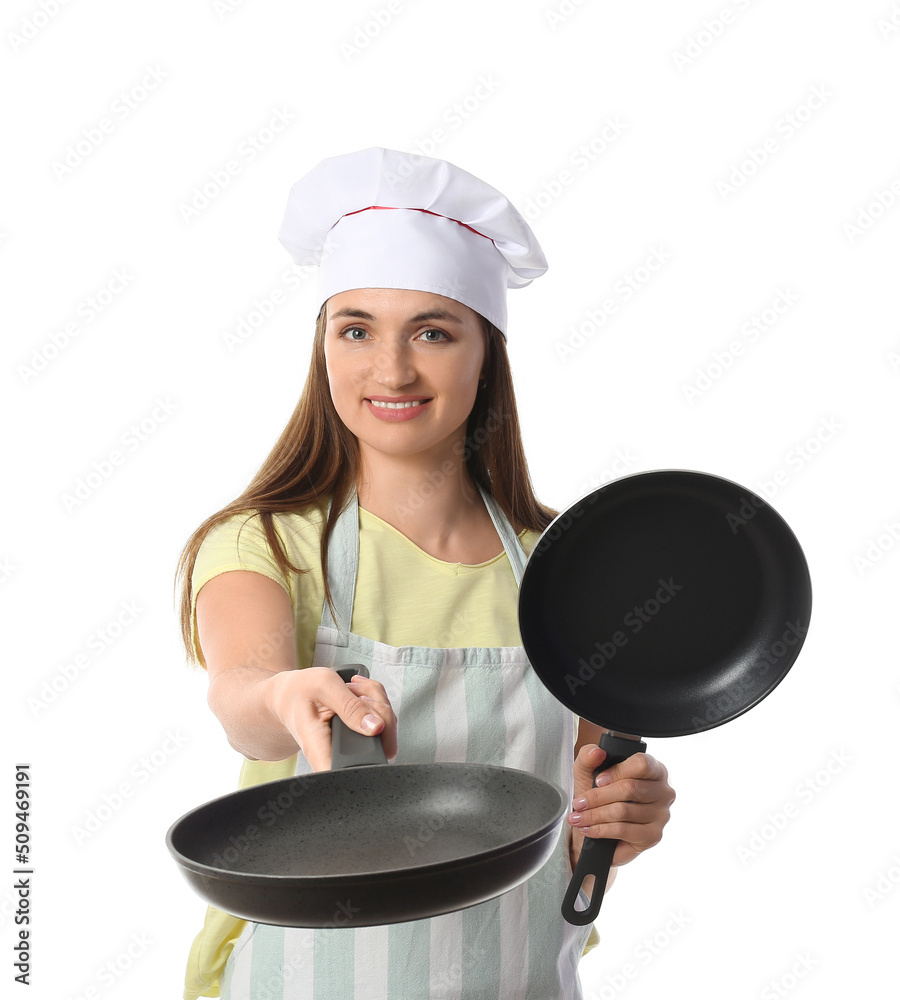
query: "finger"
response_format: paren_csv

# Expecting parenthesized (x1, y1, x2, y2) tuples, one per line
(328, 685, 399, 760)
(344, 677, 394, 714)
(295, 724, 333, 772)
(573, 744, 606, 774)
(341, 678, 399, 758)
(572, 744, 606, 798)
(575, 776, 672, 811)
(567, 800, 665, 834)
(580, 817, 666, 854)
(574, 742, 606, 764)
(594, 752, 668, 788)
(356, 694, 401, 760)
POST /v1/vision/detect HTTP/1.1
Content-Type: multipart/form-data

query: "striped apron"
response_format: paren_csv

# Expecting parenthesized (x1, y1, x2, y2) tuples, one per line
(220, 489, 593, 999)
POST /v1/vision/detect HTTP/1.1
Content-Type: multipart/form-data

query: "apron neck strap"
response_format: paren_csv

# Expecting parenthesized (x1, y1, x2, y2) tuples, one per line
(321, 486, 528, 638)
(478, 487, 528, 585)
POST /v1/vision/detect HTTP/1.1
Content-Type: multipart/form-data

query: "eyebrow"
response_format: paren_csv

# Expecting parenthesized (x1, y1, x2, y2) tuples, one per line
(328, 307, 465, 324)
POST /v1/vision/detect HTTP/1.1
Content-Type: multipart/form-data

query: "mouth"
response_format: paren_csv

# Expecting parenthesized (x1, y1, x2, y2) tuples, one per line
(364, 395, 433, 422)
(365, 396, 432, 409)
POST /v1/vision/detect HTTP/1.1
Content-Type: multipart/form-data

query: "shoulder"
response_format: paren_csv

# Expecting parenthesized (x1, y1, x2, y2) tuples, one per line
(193, 506, 328, 588)
(202, 505, 326, 550)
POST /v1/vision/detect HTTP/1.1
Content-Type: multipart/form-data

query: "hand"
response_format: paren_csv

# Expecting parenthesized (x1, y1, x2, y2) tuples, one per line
(568, 746, 675, 871)
(266, 667, 398, 771)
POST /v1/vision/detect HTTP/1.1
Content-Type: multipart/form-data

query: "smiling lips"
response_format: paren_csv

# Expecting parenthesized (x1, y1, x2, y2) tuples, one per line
(365, 395, 432, 422)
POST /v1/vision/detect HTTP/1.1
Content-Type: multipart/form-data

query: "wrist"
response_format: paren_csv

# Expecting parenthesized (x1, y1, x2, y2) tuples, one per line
(229, 666, 301, 761)
(262, 667, 290, 726)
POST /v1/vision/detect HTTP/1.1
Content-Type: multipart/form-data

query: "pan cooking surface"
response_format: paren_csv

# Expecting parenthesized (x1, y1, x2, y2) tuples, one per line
(519, 471, 812, 737)
(169, 764, 567, 882)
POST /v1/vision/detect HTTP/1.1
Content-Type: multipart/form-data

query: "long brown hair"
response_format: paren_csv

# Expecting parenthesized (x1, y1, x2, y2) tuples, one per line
(175, 302, 556, 665)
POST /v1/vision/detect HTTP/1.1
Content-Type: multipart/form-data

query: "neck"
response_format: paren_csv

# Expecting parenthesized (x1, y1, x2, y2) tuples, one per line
(354, 443, 501, 563)
(357, 449, 481, 525)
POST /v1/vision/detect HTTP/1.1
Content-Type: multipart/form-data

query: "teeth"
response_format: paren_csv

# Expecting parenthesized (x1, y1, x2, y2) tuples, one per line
(369, 400, 426, 409)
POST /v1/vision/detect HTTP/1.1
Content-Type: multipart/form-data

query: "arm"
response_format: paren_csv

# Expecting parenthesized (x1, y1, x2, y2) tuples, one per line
(198, 570, 397, 770)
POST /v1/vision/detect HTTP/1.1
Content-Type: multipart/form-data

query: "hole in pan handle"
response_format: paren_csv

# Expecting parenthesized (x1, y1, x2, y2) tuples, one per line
(330, 664, 389, 769)
(562, 731, 647, 925)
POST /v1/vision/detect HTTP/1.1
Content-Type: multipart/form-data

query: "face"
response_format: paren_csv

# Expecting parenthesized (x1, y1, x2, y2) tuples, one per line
(323, 288, 486, 466)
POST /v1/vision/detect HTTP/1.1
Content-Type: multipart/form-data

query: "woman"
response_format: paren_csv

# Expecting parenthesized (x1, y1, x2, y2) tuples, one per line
(175, 147, 675, 1000)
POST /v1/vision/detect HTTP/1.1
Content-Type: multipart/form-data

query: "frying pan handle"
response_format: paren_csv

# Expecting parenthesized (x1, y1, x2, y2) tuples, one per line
(331, 665, 389, 769)
(562, 731, 647, 925)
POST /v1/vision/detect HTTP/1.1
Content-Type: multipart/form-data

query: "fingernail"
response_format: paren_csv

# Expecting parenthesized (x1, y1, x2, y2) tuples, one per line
(573, 796, 588, 810)
(362, 714, 380, 732)
(595, 773, 612, 787)
(568, 812, 582, 825)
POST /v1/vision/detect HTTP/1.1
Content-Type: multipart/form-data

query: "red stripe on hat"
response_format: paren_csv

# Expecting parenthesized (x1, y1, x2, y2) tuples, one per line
(341, 205, 493, 242)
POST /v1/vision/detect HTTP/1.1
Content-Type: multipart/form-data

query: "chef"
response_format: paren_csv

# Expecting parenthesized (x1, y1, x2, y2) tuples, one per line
(175, 146, 674, 1000)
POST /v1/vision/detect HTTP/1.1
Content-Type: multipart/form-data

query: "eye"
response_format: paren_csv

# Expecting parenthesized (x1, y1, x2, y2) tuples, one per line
(417, 328, 449, 343)
(339, 325, 369, 341)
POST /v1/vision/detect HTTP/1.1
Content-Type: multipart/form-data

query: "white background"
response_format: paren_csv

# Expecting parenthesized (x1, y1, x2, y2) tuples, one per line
(4, 1, 899, 998)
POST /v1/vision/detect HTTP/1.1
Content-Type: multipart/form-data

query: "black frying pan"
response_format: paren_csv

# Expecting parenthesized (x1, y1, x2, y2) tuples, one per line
(517, 469, 812, 925)
(166, 668, 568, 927)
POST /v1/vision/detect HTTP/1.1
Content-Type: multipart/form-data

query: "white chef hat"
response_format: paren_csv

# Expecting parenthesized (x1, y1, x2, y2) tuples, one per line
(277, 146, 547, 336)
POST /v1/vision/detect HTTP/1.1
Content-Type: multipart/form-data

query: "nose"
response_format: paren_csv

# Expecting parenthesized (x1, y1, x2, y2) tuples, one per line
(371, 342, 416, 388)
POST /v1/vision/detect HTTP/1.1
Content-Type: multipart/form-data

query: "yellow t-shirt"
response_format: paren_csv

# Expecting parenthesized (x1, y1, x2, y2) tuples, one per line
(183, 505, 597, 999)
(190, 504, 541, 670)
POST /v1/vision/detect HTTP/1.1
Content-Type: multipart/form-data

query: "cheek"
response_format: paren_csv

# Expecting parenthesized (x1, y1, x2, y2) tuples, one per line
(455, 361, 483, 398)
(323, 360, 351, 420)
(324, 351, 355, 398)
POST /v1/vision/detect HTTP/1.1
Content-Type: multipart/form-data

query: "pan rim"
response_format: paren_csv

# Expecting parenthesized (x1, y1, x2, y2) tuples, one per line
(166, 763, 569, 886)
(529, 468, 808, 555)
